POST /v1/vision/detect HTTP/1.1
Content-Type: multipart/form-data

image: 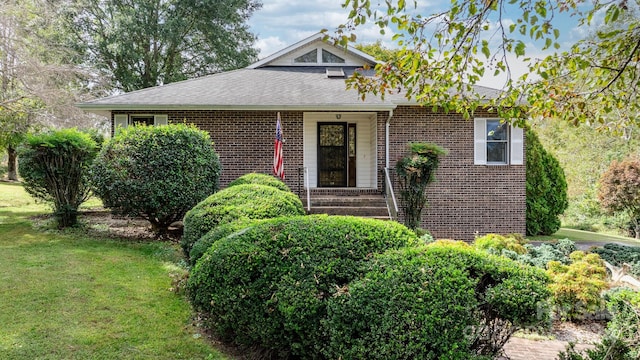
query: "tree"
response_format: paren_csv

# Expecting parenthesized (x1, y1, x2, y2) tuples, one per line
(598, 158, 640, 239)
(395, 142, 447, 230)
(526, 129, 568, 236)
(331, 1, 640, 128)
(0, 0, 108, 180)
(62, 0, 262, 92)
(18, 128, 98, 228)
(91, 124, 221, 236)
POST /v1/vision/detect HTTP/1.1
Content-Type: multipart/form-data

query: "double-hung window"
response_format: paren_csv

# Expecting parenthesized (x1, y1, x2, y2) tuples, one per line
(474, 118, 524, 165)
(113, 114, 168, 134)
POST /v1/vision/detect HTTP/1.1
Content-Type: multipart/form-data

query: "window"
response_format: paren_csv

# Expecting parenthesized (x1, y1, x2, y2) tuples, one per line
(294, 49, 317, 63)
(112, 114, 168, 134)
(474, 118, 524, 165)
(486, 120, 508, 163)
(322, 49, 345, 63)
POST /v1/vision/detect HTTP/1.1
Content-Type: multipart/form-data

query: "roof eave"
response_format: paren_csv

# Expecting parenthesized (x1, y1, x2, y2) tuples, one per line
(76, 103, 397, 115)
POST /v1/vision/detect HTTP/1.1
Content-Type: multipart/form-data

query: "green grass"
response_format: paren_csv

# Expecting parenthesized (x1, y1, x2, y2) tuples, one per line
(0, 182, 229, 359)
(528, 227, 640, 246)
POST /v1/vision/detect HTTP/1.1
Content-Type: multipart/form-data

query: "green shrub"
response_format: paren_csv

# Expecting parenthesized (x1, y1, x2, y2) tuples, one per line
(18, 128, 98, 228)
(526, 130, 568, 236)
(181, 183, 304, 256)
(324, 243, 550, 359)
(396, 142, 447, 229)
(187, 215, 419, 359)
(557, 337, 633, 360)
(188, 218, 262, 265)
(474, 233, 528, 255)
(227, 172, 290, 192)
(517, 239, 577, 268)
(593, 243, 640, 277)
(91, 124, 220, 235)
(547, 251, 608, 321)
(603, 287, 640, 358)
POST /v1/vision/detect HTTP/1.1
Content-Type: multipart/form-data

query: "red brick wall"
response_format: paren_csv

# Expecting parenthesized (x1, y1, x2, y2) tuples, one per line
(112, 107, 526, 240)
(112, 110, 306, 192)
(387, 106, 526, 240)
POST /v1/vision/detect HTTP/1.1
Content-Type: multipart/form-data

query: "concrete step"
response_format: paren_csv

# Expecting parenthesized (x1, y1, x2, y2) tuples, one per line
(300, 192, 390, 219)
(304, 195, 387, 207)
(308, 205, 389, 217)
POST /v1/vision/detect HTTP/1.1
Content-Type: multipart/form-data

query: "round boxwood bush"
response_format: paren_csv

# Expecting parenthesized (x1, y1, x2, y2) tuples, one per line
(188, 218, 262, 265)
(91, 124, 220, 235)
(181, 183, 304, 256)
(227, 172, 290, 192)
(324, 243, 551, 359)
(187, 215, 420, 358)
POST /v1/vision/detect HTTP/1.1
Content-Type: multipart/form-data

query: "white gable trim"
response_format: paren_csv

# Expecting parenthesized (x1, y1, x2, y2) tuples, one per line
(247, 32, 379, 69)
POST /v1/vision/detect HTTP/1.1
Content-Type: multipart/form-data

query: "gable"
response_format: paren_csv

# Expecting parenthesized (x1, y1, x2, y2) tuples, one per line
(247, 33, 378, 69)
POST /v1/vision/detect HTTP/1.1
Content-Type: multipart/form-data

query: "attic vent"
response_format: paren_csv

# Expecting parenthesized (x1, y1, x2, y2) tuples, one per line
(326, 68, 345, 78)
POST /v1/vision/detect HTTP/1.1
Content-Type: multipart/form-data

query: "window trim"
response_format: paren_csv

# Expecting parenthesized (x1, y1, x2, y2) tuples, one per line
(112, 113, 168, 135)
(474, 118, 524, 166)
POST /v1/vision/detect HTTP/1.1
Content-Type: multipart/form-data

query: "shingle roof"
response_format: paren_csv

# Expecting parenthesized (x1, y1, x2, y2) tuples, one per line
(77, 32, 507, 113)
(78, 67, 395, 111)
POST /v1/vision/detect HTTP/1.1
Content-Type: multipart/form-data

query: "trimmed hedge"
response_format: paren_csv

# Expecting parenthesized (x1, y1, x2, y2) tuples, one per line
(181, 183, 304, 256)
(188, 219, 262, 265)
(18, 128, 98, 228)
(324, 244, 551, 359)
(91, 124, 220, 234)
(227, 172, 290, 192)
(187, 215, 419, 358)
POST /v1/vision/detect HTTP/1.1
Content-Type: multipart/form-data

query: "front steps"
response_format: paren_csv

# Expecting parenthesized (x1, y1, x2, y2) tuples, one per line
(301, 190, 390, 220)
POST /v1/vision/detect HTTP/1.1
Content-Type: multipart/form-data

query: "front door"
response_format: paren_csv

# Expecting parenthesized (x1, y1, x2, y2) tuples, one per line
(318, 123, 347, 187)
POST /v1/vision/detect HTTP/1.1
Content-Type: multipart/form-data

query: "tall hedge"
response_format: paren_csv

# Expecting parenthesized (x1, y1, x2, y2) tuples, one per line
(18, 128, 98, 228)
(324, 244, 551, 359)
(526, 129, 568, 235)
(181, 183, 304, 256)
(91, 124, 220, 235)
(187, 215, 419, 359)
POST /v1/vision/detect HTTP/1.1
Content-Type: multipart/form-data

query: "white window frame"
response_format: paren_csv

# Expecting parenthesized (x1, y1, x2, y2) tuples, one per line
(474, 118, 524, 165)
(112, 114, 169, 134)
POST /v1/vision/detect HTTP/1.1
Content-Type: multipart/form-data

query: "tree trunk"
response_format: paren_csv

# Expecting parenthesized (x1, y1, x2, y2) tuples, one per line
(7, 145, 17, 181)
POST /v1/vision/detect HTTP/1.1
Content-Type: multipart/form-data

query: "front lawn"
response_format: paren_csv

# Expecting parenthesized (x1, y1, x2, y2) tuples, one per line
(0, 182, 228, 359)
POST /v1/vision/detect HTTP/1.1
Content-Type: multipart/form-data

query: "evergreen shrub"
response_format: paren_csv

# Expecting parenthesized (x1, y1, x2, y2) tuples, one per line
(91, 124, 220, 235)
(181, 183, 304, 256)
(546, 251, 608, 321)
(474, 233, 528, 255)
(18, 128, 98, 228)
(187, 215, 419, 359)
(593, 243, 640, 277)
(516, 238, 577, 268)
(324, 243, 550, 359)
(526, 130, 568, 235)
(188, 218, 262, 265)
(227, 172, 290, 192)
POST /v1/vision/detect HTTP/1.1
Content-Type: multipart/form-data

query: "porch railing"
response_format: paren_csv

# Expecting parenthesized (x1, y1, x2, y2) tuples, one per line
(384, 167, 399, 221)
(304, 167, 311, 212)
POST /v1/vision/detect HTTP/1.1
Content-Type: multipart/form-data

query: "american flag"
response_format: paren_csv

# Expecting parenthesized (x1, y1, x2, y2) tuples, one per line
(273, 112, 284, 180)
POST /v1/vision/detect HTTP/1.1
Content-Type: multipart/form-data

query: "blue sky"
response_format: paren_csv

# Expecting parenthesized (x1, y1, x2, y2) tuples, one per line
(248, 0, 595, 88)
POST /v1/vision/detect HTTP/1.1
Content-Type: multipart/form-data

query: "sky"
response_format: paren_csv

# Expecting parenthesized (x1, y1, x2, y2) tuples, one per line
(248, 0, 594, 88)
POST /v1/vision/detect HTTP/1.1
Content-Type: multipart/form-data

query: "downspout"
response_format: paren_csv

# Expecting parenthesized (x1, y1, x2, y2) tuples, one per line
(385, 109, 393, 169)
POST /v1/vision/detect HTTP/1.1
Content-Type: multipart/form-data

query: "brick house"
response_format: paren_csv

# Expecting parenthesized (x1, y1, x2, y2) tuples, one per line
(78, 33, 525, 240)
